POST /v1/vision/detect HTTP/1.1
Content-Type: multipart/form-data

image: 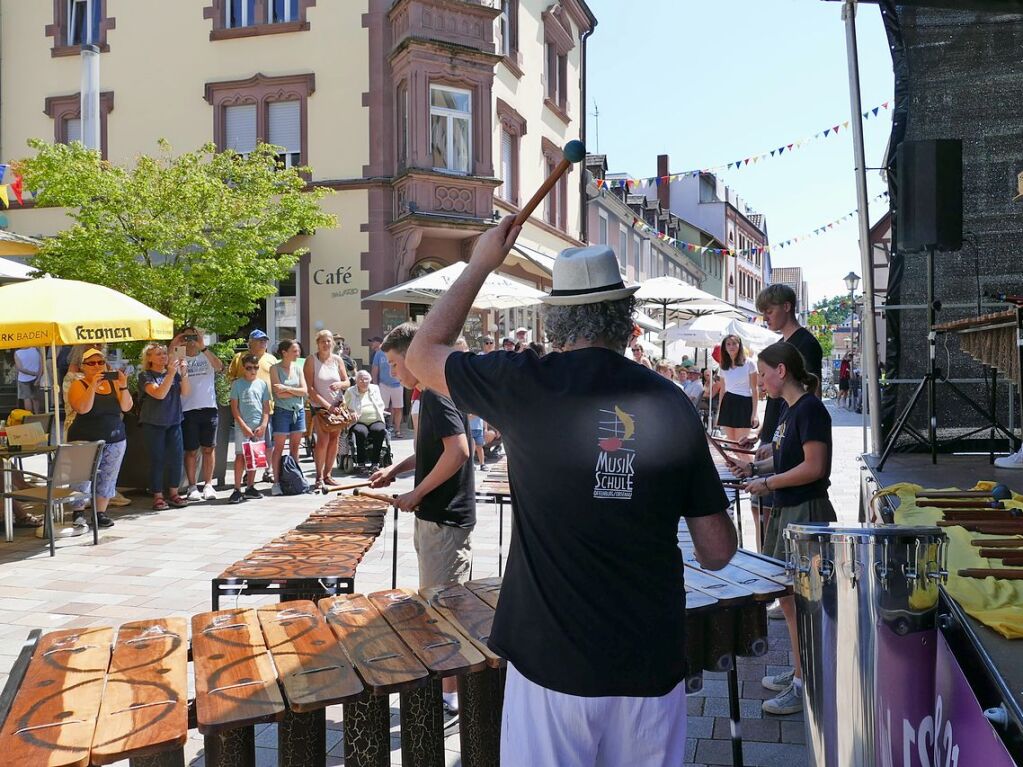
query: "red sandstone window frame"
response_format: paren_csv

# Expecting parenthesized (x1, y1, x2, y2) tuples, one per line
(496, 98, 527, 206)
(45, 0, 115, 57)
(204, 73, 315, 169)
(541, 138, 568, 232)
(203, 0, 315, 41)
(44, 91, 115, 159)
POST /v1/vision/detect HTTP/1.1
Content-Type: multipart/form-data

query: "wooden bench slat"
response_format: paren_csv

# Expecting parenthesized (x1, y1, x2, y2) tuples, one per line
(219, 562, 357, 580)
(368, 590, 487, 678)
(191, 609, 285, 733)
(679, 554, 788, 600)
(319, 595, 429, 694)
(0, 627, 113, 767)
(256, 601, 364, 713)
(420, 585, 504, 668)
(296, 517, 385, 534)
(684, 586, 719, 611)
(90, 618, 188, 765)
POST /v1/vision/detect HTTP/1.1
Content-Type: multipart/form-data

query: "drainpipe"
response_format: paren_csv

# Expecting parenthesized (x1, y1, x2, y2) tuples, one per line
(579, 17, 596, 244)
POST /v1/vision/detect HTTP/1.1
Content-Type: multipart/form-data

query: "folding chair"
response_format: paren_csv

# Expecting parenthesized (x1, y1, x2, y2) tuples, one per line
(0, 441, 104, 556)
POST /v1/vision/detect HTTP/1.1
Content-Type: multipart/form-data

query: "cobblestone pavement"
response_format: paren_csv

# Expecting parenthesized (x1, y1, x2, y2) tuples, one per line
(0, 398, 863, 765)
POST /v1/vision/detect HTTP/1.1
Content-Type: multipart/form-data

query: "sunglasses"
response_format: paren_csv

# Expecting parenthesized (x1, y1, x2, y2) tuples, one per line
(244, 365, 259, 372)
(83, 360, 107, 366)
(484, 340, 494, 344)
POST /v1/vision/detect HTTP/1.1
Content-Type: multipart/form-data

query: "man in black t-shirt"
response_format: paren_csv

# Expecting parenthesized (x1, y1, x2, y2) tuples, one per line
(403, 219, 738, 765)
(369, 322, 474, 713)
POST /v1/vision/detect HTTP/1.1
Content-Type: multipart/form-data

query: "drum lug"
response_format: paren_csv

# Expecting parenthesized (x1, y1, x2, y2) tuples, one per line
(936, 612, 953, 631)
(817, 559, 835, 582)
(796, 555, 812, 575)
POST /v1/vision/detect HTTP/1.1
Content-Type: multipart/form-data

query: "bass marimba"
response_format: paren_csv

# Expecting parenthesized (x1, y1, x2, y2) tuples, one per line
(211, 495, 390, 609)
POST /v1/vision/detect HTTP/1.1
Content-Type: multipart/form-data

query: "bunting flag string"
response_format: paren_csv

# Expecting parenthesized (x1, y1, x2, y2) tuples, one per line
(593, 100, 892, 191)
(627, 190, 890, 259)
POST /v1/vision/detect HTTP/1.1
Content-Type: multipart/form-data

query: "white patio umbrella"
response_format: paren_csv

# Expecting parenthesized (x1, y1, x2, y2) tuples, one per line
(0, 256, 35, 282)
(364, 261, 545, 310)
(633, 307, 662, 333)
(660, 315, 780, 354)
(635, 276, 743, 355)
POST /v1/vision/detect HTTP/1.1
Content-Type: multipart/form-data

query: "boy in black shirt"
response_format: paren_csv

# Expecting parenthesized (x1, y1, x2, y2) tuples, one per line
(403, 219, 738, 765)
(370, 322, 474, 712)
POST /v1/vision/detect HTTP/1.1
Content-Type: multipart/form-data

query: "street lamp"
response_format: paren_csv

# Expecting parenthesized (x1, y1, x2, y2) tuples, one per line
(844, 271, 860, 407)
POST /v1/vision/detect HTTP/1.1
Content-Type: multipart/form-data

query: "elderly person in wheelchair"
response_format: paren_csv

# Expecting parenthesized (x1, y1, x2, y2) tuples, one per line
(343, 370, 389, 475)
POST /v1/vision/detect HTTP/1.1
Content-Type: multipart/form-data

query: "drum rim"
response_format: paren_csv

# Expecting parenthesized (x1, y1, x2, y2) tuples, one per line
(784, 522, 943, 539)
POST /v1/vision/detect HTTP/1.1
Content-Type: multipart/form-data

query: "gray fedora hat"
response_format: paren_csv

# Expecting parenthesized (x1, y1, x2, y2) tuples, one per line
(540, 245, 639, 306)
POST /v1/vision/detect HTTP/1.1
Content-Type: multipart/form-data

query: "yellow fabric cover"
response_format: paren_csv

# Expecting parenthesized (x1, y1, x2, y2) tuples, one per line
(5, 408, 32, 426)
(887, 481, 1023, 639)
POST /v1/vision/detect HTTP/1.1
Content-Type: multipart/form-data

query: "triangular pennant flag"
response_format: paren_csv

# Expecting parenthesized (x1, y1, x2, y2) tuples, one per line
(824, 129, 831, 137)
(744, 158, 750, 166)
(778, 147, 785, 155)
(770, 150, 776, 157)
(882, 101, 890, 109)
(727, 163, 734, 170)
(787, 144, 793, 151)
(752, 156, 759, 164)
(872, 107, 879, 117)
(735, 160, 742, 168)
(596, 178, 604, 189)
(843, 121, 850, 129)
(0, 164, 8, 182)
(11, 175, 23, 205)
(0, 185, 8, 209)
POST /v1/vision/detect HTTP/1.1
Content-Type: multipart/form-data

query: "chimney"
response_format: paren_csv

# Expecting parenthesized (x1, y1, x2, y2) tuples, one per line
(657, 154, 670, 211)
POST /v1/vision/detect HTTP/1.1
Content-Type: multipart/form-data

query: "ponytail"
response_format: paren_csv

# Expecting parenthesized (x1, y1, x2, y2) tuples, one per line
(758, 342, 816, 392)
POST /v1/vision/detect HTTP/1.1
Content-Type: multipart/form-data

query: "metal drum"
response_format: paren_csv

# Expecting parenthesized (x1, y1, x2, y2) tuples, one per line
(784, 524, 948, 767)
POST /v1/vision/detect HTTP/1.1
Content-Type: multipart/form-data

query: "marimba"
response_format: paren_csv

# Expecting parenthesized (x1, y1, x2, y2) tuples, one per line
(932, 306, 1023, 455)
(0, 557, 788, 767)
(211, 495, 389, 609)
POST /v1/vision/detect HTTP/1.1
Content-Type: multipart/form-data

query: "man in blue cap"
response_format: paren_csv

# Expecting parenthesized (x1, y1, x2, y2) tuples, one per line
(228, 330, 279, 483)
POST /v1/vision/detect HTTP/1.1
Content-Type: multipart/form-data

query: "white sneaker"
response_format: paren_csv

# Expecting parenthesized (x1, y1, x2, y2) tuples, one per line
(185, 485, 202, 502)
(202, 484, 217, 501)
(763, 680, 804, 715)
(271, 484, 283, 496)
(994, 448, 1023, 470)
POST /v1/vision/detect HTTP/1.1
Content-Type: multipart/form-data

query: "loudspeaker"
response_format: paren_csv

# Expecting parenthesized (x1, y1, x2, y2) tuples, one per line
(896, 139, 963, 251)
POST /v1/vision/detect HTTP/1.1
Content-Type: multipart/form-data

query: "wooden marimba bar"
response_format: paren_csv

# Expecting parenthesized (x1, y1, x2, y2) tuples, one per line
(0, 558, 788, 767)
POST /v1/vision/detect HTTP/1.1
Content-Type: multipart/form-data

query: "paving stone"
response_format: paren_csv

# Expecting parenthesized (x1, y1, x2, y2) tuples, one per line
(781, 720, 807, 744)
(687, 714, 715, 739)
(702, 695, 765, 720)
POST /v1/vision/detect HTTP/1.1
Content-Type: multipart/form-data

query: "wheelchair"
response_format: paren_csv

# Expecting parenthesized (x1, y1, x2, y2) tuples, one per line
(337, 422, 393, 474)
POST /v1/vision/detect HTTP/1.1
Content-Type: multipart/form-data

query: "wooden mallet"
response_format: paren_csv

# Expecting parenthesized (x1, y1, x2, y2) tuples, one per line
(320, 479, 373, 495)
(513, 140, 586, 225)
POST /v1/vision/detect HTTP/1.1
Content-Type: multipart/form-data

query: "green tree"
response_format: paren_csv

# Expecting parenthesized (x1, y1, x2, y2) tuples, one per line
(15, 139, 336, 336)
(812, 294, 858, 328)
(806, 310, 834, 359)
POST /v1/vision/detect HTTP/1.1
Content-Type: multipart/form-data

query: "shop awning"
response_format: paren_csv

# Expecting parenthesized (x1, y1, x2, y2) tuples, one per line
(0, 230, 42, 257)
(510, 243, 556, 275)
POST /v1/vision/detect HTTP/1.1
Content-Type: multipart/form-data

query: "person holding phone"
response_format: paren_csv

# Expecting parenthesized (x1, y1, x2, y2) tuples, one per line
(66, 348, 134, 532)
(139, 342, 191, 510)
(177, 327, 224, 502)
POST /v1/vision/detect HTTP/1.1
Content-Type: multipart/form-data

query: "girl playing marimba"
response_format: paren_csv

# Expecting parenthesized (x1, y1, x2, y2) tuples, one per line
(732, 341, 836, 716)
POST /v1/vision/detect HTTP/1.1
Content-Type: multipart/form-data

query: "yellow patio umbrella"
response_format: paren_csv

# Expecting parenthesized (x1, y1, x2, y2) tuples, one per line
(0, 278, 173, 437)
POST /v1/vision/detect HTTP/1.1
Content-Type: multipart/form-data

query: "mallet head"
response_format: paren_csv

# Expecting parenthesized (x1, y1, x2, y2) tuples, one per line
(563, 139, 586, 164)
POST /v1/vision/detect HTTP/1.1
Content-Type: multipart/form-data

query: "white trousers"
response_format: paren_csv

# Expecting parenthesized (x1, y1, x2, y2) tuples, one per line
(500, 663, 689, 767)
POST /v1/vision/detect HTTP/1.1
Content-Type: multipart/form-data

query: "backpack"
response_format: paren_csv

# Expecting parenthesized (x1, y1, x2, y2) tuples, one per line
(278, 454, 309, 495)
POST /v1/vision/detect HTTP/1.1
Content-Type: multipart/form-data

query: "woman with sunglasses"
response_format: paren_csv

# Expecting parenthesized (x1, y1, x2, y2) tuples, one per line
(139, 342, 191, 510)
(66, 348, 133, 531)
(630, 343, 654, 369)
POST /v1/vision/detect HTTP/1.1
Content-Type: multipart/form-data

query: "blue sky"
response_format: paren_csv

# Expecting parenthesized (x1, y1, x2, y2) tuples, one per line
(585, 0, 894, 305)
